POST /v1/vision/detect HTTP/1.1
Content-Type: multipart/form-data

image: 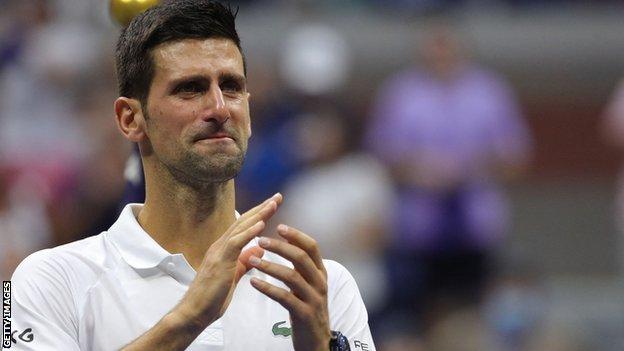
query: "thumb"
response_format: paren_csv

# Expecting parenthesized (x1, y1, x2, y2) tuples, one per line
(235, 246, 265, 282)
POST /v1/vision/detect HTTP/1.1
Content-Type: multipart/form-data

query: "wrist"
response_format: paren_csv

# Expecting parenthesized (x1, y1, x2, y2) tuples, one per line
(171, 302, 212, 335)
(314, 329, 333, 351)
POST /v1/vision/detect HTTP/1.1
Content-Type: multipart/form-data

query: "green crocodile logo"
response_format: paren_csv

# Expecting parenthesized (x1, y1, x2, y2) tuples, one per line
(272, 321, 292, 337)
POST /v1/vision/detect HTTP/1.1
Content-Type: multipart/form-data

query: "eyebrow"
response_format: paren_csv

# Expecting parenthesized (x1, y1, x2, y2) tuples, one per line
(220, 73, 247, 87)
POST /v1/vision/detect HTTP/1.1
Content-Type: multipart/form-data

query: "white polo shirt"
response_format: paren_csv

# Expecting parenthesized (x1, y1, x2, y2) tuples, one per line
(8, 204, 376, 351)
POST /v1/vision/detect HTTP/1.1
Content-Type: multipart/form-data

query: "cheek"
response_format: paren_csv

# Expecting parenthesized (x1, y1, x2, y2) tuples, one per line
(231, 100, 251, 136)
(147, 108, 190, 145)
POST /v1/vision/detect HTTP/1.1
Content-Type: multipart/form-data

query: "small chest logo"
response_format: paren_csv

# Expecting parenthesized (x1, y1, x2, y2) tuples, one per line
(272, 321, 292, 337)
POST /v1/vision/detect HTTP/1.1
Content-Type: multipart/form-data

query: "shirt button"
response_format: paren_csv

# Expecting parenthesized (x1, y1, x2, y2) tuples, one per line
(167, 262, 176, 270)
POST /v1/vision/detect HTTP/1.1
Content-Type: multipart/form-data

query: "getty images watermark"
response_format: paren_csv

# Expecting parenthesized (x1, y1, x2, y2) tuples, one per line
(3, 281, 11, 349)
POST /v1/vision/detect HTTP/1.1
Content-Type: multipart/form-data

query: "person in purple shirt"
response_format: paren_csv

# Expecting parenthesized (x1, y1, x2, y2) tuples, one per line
(366, 23, 532, 336)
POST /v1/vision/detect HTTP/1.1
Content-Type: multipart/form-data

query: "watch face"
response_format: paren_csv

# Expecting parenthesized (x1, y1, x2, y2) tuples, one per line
(330, 331, 351, 351)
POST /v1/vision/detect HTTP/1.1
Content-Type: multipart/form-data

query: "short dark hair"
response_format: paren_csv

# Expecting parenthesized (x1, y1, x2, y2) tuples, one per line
(115, 0, 245, 104)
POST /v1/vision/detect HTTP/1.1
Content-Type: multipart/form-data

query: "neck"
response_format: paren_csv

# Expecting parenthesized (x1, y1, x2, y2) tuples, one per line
(137, 163, 237, 270)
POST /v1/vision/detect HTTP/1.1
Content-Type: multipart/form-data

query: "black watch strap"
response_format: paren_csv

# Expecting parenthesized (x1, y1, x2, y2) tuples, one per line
(329, 331, 351, 351)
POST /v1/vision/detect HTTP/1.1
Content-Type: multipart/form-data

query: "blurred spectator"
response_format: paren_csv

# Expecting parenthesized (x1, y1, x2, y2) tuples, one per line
(278, 107, 395, 316)
(0, 169, 52, 281)
(366, 22, 532, 333)
(0, 0, 123, 246)
(601, 79, 624, 276)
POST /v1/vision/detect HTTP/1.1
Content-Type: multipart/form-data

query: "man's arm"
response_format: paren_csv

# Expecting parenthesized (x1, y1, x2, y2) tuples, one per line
(121, 193, 282, 351)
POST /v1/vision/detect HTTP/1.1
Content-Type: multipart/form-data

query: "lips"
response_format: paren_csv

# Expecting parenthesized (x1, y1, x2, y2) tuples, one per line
(207, 132, 233, 139)
(193, 130, 235, 142)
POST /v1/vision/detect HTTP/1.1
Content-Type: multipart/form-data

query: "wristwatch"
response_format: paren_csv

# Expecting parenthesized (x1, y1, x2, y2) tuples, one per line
(329, 331, 351, 351)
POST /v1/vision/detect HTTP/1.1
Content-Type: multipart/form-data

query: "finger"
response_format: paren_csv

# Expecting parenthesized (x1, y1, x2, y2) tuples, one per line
(224, 220, 266, 260)
(276, 225, 324, 271)
(257, 237, 325, 290)
(235, 246, 265, 282)
(224, 200, 277, 244)
(238, 193, 283, 224)
(248, 256, 317, 301)
(227, 194, 282, 237)
(227, 203, 280, 250)
(250, 277, 307, 315)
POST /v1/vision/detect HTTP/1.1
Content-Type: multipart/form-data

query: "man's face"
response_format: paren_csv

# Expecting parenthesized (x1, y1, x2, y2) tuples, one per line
(143, 38, 250, 185)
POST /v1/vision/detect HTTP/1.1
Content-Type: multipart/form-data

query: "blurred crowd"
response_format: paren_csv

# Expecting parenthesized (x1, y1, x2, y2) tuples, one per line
(0, 0, 128, 279)
(2, 0, 623, 350)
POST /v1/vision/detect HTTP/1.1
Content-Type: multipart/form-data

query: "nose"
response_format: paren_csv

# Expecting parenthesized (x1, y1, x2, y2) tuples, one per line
(204, 83, 230, 123)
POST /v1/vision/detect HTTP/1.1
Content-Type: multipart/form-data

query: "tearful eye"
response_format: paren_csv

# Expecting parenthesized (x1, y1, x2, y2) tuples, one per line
(221, 80, 242, 93)
(175, 81, 205, 95)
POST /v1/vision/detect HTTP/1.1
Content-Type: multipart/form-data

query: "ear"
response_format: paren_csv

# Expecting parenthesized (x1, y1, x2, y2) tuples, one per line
(114, 97, 147, 142)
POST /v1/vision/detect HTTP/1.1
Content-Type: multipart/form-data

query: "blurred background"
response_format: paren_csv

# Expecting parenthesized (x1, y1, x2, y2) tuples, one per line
(2, 0, 624, 350)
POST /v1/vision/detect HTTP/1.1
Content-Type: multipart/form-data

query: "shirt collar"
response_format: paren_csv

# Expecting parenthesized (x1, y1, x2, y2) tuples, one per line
(107, 204, 171, 270)
(107, 204, 248, 270)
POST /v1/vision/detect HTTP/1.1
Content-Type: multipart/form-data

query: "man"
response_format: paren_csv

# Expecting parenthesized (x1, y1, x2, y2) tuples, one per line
(366, 22, 531, 336)
(9, 1, 374, 350)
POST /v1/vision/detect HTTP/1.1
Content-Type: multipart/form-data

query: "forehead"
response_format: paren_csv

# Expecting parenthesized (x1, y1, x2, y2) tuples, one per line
(151, 38, 245, 80)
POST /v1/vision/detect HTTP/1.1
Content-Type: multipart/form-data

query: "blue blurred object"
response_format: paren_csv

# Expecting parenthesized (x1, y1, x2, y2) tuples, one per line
(119, 145, 145, 205)
(235, 100, 303, 210)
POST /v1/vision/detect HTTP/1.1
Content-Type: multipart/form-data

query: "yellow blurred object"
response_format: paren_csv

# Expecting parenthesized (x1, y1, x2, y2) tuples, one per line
(110, 0, 161, 27)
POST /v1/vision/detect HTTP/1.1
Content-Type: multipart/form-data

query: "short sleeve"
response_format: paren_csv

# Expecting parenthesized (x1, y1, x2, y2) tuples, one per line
(7, 250, 81, 351)
(325, 260, 376, 351)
